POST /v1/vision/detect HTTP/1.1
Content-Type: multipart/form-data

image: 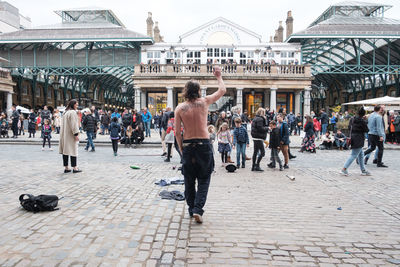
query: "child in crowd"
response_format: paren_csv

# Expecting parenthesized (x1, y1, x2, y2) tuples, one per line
(164, 112, 175, 162)
(125, 125, 133, 148)
(208, 125, 216, 153)
(18, 114, 25, 135)
(1, 121, 8, 138)
(217, 122, 232, 166)
(41, 119, 52, 151)
(268, 120, 284, 171)
(232, 118, 249, 168)
(110, 117, 121, 156)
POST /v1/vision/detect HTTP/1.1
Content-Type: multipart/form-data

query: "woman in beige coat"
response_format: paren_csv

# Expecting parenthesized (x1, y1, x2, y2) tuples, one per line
(59, 99, 82, 173)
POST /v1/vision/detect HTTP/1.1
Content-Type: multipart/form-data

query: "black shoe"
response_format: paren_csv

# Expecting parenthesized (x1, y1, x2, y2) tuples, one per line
(241, 163, 245, 168)
(251, 165, 255, 171)
(377, 163, 388, 168)
(279, 166, 284, 171)
(161, 152, 167, 156)
(284, 165, 289, 169)
(289, 155, 296, 159)
(373, 159, 378, 164)
(164, 158, 170, 162)
(254, 165, 264, 172)
(84, 147, 88, 151)
(73, 169, 82, 173)
(90, 149, 95, 152)
(236, 164, 240, 169)
(267, 163, 275, 169)
(64, 169, 71, 173)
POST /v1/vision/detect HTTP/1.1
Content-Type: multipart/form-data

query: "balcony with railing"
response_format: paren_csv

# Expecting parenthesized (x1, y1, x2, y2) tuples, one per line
(134, 64, 311, 78)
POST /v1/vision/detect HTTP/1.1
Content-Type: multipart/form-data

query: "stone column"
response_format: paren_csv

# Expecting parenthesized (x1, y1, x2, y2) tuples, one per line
(303, 86, 312, 117)
(201, 87, 207, 98)
(140, 89, 146, 109)
(264, 90, 270, 109)
(236, 88, 243, 109)
(295, 90, 301, 115)
(270, 87, 277, 112)
(6, 92, 13, 118)
(134, 86, 141, 111)
(167, 86, 173, 109)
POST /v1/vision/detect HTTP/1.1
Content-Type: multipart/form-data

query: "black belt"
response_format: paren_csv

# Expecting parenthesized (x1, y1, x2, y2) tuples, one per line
(182, 139, 210, 147)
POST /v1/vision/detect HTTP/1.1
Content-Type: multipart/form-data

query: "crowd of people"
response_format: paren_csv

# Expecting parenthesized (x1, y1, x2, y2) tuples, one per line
(0, 104, 152, 155)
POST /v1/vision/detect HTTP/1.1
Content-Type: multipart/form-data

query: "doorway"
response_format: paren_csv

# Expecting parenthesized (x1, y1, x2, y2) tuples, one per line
(244, 93, 264, 118)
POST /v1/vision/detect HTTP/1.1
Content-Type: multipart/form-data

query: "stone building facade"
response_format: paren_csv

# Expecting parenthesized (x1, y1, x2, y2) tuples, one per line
(133, 13, 312, 117)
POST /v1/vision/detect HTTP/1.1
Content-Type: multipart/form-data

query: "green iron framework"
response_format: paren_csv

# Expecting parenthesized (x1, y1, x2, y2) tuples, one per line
(301, 37, 400, 102)
(0, 40, 142, 108)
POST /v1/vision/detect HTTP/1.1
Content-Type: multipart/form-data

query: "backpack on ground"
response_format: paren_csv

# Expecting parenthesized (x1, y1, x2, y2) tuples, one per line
(19, 194, 60, 213)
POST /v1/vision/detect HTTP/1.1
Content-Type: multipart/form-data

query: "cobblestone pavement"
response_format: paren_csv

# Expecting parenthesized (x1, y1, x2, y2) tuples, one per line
(0, 144, 399, 267)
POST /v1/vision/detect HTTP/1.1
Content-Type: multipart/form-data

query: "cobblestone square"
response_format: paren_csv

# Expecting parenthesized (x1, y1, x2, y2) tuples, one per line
(0, 143, 400, 266)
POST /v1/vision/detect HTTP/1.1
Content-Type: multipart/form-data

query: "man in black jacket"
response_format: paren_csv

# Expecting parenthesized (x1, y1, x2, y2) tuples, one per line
(320, 108, 329, 135)
(10, 105, 20, 138)
(82, 110, 96, 152)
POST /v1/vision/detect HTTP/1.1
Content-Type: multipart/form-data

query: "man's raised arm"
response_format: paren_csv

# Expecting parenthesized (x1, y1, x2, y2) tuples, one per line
(205, 66, 226, 105)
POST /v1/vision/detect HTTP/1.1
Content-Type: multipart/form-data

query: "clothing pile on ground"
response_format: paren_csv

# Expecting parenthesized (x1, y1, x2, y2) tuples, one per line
(159, 190, 185, 201)
(155, 177, 185, 186)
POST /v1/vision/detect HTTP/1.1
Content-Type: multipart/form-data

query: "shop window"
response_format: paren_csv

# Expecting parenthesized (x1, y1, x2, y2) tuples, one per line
(22, 84, 28, 95)
(148, 92, 167, 115)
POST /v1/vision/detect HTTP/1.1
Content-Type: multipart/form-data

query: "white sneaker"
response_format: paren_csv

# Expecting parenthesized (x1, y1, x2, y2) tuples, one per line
(49, 148, 53, 151)
(193, 213, 203, 224)
(361, 170, 371, 176)
(42, 148, 45, 151)
(341, 169, 349, 176)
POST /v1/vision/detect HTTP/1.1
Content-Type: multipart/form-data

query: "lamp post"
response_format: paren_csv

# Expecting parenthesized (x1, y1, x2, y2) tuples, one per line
(52, 80, 61, 106)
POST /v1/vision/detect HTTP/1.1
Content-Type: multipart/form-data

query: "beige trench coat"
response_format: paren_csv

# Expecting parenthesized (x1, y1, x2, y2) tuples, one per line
(59, 110, 80, 157)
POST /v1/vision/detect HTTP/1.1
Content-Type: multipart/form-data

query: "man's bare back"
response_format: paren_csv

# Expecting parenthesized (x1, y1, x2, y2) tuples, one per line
(175, 66, 226, 152)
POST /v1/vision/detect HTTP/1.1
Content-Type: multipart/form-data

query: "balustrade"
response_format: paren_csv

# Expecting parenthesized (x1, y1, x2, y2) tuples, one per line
(135, 64, 308, 77)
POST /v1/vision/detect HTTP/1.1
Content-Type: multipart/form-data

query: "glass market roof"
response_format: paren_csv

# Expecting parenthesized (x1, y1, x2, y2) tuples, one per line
(308, 1, 393, 28)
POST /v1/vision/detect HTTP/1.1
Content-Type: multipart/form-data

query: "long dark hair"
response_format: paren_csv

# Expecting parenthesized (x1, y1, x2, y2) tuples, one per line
(66, 99, 77, 110)
(183, 80, 200, 101)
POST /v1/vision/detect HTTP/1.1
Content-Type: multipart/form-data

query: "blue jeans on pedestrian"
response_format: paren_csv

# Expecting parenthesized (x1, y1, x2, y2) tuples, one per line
(322, 124, 328, 135)
(86, 131, 95, 150)
(344, 147, 365, 171)
(335, 139, 346, 148)
(236, 142, 246, 166)
(144, 121, 151, 137)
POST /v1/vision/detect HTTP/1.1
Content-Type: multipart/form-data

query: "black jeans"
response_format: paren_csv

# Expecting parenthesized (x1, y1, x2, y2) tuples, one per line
(43, 136, 51, 148)
(111, 139, 118, 153)
(252, 140, 265, 166)
(182, 139, 214, 216)
(63, 155, 77, 167)
(12, 122, 18, 136)
(270, 148, 282, 167)
(364, 134, 384, 164)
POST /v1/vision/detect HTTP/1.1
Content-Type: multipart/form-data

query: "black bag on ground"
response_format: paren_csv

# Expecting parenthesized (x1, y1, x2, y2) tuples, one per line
(19, 194, 60, 213)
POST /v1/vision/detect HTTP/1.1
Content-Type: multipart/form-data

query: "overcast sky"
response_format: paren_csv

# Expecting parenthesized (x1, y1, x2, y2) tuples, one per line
(11, 0, 400, 42)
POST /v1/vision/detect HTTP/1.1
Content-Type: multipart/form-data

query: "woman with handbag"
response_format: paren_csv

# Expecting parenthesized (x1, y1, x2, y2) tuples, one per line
(341, 107, 371, 176)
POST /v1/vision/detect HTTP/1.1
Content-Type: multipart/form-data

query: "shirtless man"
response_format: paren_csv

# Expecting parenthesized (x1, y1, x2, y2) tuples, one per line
(175, 66, 226, 223)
